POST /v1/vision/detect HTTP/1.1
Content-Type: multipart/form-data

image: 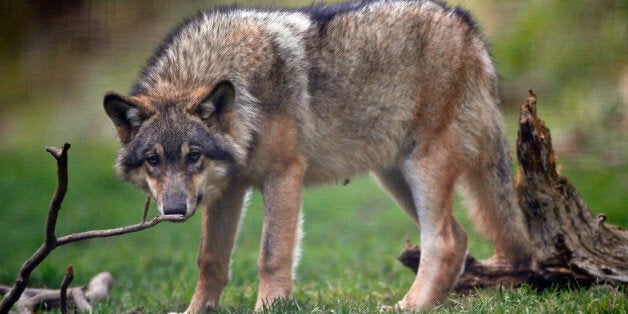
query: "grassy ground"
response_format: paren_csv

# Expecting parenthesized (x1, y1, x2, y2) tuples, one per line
(0, 139, 625, 313)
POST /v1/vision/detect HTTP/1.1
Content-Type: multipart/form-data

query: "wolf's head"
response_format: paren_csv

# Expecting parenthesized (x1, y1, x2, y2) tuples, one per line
(104, 81, 242, 217)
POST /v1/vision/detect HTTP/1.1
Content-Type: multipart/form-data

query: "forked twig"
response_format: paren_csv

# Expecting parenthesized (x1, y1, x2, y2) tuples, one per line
(0, 143, 187, 313)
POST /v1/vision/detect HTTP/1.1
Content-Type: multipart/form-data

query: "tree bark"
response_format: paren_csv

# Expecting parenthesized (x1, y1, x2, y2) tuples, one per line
(398, 91, 628, 291)
(515, 91, 628, 282)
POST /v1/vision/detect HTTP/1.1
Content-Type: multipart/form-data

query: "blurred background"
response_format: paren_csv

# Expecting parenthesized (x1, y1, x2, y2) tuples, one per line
(1, 1, 626, 157)
(0, 0, 625, 310)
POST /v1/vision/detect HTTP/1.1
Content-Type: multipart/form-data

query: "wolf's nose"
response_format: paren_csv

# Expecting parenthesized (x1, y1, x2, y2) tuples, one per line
(163, 206, 186, 216)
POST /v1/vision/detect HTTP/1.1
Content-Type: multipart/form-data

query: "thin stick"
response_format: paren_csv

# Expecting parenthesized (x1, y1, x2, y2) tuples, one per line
(19, 290, 64, 313)
(56, 214, 186, 245)
(60, 265, 74, 314)
(44, 143, 70, 247)
(142, 195, 152, 223)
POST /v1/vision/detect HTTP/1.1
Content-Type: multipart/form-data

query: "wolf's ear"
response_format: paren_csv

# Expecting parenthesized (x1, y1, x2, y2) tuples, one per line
(193, 81, 235, 128)
(103, 92, 149, 144)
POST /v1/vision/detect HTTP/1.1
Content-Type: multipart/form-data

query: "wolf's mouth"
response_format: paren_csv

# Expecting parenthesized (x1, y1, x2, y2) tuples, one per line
(196, 193, 203, 205)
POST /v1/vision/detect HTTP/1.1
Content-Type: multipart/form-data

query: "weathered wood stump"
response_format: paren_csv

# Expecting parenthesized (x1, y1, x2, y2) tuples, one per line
(398, 91, 628, 292)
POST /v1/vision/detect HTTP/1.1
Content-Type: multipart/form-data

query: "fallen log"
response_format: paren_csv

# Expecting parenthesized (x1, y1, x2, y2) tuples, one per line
(0, 271, 112, 314)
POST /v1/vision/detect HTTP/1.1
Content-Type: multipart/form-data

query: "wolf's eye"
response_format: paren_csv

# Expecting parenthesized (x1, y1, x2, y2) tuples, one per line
(186, 151, 202, 164)
(146, 154, 160, 166)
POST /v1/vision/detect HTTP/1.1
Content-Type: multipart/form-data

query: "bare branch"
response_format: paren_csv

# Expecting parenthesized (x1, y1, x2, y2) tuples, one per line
(0, 143, 72, 313)
(72, 290, 92, 313)
(18, 290, 64, 313)
(44, 142, 71, 247)
(0, 143, 187, 313)
(60, 266, 74, 314)
(56, 214, 187, 246)
(142, 195, 152, 223)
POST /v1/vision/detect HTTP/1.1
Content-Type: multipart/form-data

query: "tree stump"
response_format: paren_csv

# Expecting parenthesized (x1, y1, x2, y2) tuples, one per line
(398, 91, 628, 291)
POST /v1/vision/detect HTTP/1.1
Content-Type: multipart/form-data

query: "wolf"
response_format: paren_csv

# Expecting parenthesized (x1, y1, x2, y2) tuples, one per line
(103, 0, 533, 312)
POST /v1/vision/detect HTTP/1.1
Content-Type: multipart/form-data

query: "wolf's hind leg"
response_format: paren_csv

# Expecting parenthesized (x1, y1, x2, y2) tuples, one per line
(397, 144, 468, 310)
(186, 183, 249, 313)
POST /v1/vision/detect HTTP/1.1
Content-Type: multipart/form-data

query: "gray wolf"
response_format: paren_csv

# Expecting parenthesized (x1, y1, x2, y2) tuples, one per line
(103, 0, 533, 312)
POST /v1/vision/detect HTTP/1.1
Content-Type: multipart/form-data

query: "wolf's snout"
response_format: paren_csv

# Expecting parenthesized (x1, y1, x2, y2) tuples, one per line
(163, 205, 187, 216)
(162, 188, 189, 216)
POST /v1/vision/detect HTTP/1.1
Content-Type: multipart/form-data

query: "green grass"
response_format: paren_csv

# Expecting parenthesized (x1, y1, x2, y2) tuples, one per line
(0, 139, 625, 313)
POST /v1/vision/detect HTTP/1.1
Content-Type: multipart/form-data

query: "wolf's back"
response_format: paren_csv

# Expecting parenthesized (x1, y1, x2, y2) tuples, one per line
(129, 0, 500, 181)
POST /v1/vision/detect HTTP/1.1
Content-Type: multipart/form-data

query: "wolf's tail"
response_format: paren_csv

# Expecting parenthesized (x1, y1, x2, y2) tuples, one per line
(459, 114, 534, 265)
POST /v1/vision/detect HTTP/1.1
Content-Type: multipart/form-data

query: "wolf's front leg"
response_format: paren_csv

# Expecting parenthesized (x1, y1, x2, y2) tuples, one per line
(255, 159, 305, 311)
(186, 183, 249, 313)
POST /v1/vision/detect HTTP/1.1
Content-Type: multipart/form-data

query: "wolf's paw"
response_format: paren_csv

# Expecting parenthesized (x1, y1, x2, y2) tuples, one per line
(184, 303, 218, 313)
